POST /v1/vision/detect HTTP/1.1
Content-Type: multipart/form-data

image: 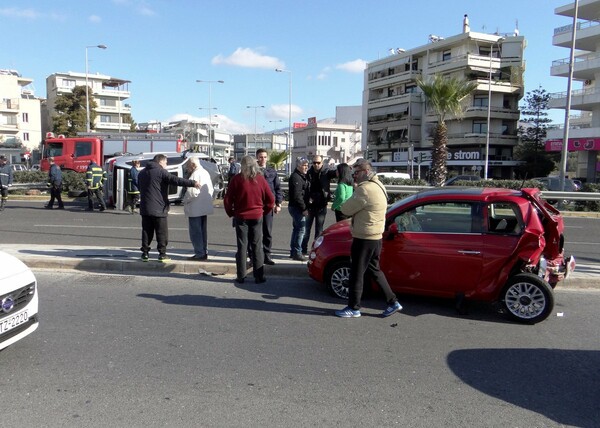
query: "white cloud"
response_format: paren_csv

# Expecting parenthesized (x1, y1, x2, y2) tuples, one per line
(268, 104, 303, 121)
(89, 15, 102, 23)
(212, 48, 284, 69)
(336, 59, 367, 73)
(0, 7, 41, 19)
(112, 0, 156, 16)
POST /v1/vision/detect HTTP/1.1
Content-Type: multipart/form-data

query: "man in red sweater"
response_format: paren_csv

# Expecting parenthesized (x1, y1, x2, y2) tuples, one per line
(224, 155, 275, 283)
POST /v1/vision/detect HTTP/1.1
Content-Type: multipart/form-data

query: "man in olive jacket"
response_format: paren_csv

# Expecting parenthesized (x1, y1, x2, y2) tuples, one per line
(138, 154, 200, 262)
(335, 158, 402, 318)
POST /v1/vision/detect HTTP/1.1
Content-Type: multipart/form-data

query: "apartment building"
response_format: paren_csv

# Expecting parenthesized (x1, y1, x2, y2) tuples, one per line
(44, 71, 131, 135)
(0, 69, 42, 161)
(163, 119, 234, 164)
(232, 133, 287, 161)
(547, 0, 600, 183)
(363, 16, 525, 178)
(291, 106, 362, 165)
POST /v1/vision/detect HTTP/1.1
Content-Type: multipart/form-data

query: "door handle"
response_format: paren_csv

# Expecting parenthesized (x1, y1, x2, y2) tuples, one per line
(458, 250, 481, 255)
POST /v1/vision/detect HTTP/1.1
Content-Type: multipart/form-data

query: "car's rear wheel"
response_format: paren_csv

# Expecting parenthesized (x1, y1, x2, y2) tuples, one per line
(501, 273, 554, 324)
(325, 259, 351, 299)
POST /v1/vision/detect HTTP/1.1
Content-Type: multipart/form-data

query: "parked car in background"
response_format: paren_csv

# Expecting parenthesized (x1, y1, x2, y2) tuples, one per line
(30, 164, 41, 171)
(0, 250, 39, 350)
(533, 176, 579, 192)
(376, 171, 411, 180)
(307, 187, 575, 324)
(10, 164, 27, 172)
(444, 175, 482, 186)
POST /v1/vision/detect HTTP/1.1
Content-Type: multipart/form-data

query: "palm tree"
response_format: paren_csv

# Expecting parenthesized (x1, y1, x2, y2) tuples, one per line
(416, 74, 477, 186)
(268, 150, 288, 171)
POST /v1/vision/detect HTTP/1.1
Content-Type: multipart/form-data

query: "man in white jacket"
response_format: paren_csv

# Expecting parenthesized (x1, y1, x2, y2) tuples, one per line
(183, 157, 214, 260)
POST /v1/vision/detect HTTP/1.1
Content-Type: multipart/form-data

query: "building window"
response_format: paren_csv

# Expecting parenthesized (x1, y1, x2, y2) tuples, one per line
(472, 121, 487, 134)
(100, 115, 111, 123)
(63, 79, 76, 88)
(22, 112, 29, 122)
(23, 132, 30, 141)
(473, 96, 488, 107)
(442, 50, 451, 61)
(405, 84, 417, 93)
(99, 99, 116, 107)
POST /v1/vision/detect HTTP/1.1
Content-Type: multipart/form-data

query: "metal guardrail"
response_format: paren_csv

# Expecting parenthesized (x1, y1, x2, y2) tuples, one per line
(10, 182, 600, 202)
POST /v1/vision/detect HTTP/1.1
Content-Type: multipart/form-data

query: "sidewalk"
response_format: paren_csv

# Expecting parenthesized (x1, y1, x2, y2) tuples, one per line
(2, 244, 307, 278)
(2, 244, 599, 290)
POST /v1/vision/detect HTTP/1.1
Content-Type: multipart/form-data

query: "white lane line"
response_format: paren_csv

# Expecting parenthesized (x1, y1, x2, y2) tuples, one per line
(34, 224, 188, 231)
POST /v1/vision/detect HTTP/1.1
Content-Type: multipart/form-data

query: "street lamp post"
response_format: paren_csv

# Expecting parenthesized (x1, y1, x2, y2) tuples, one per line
(247, 105, 265, 150)
(275, 68, 292, 174)
(196, 80, 224, 158)
(85, 44, 107, 133)
(198, 108, 218, 155)
(484, 37, 504, 180)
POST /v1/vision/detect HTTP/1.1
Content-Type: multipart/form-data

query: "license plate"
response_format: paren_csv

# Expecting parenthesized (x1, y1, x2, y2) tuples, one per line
(0, 310, 29, 334)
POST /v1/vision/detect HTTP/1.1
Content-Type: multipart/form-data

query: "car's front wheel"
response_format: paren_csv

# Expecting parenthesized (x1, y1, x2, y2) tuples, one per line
(501, 273, 554, 324)
(325, 259, 351, 299)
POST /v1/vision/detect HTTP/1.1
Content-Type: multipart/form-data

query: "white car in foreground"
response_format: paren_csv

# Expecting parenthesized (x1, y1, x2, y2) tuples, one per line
(0, 251, 39, 351)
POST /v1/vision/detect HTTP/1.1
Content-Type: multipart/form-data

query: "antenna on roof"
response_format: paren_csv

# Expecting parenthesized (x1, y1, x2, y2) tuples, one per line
(514, 19, 519, 36)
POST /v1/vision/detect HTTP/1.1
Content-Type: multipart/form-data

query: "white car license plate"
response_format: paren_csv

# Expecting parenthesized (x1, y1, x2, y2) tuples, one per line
(0, 310, 29, 334)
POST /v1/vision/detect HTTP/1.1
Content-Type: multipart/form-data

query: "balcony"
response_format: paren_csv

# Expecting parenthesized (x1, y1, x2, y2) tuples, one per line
(0, 98, 20, 112)
(551, 52, 600, 80)
(463, 106, 520, 121)
(553, 20, 600, 52)
(368, 69, 422, 88)
(367, 92, 421, 108)
(427, 53, 523, 75)
(549, 87, 600, 110)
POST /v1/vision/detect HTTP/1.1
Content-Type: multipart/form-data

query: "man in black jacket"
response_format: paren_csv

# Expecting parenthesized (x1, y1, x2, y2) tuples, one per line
(256, 148, 283, 265)
(301, 155, 336, 254)
(138, 154, 200, 262)
(287, 158, 310, 261)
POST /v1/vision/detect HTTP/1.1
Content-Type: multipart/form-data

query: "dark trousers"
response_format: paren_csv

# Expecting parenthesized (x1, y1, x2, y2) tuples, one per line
(48, 184, 64, 208)
(126, 193, 139, 210)
(141, 215, 169, 256)
(262, 210, 274, 257)
(302, 206, 327, 253)
(348, 238, 397, 310)
(235, 217, 264, 280)
(87, 188, 106, 210)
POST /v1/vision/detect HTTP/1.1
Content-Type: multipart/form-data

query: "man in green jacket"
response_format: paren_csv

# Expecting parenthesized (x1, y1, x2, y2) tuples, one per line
(335, 158, 402, 318)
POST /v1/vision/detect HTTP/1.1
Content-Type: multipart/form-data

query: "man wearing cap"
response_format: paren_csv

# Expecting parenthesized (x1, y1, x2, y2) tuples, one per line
(0, 155, 13, 211)
(335, 158, 403, 318)
(45, 157, 64, 209)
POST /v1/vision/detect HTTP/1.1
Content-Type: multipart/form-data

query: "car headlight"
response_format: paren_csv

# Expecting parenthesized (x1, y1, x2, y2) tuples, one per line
(313, 235, 324, 249)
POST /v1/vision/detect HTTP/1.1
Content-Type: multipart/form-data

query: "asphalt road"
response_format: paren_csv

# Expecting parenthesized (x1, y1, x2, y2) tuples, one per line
(1, 199, 599, 267)
(2, 271, 598, 427)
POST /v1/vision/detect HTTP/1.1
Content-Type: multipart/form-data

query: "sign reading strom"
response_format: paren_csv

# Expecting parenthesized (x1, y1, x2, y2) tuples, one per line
(449, 150, 480, 160)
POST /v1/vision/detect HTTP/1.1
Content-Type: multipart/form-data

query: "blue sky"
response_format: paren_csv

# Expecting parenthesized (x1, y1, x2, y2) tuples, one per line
(2, 0, 575, 133)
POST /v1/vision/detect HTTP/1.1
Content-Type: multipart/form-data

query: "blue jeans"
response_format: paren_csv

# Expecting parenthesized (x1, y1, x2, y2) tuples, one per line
(188, 215, 208, 257)
(302, 206, 327, 254)
(288, 206, 306, 257)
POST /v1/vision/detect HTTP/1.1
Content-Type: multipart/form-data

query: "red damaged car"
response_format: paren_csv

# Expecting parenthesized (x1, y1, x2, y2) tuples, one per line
(307, 187, 576, 324)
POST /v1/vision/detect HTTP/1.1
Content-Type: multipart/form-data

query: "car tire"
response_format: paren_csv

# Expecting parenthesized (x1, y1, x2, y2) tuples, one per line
(325, 259, 351, 300)
(500, 273, 554, 324)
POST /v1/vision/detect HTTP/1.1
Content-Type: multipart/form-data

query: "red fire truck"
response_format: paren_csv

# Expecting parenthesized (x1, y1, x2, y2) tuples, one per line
(40, 132, 187, 172)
